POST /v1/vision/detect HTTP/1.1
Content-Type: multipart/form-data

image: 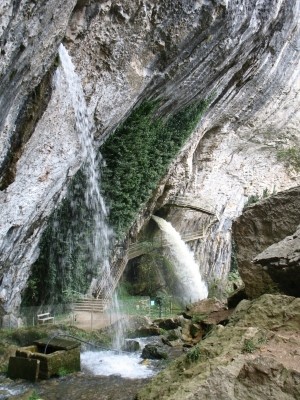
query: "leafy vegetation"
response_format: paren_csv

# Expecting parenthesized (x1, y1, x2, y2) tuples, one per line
(243, 188, 272, 209)
(186, 345, 201, 363)
(277, 147, 300, 171)
(28, 391, 41, 400)
(22, 170, 100, 306)
(124, 250, 178, 298)
(242, 333, 268, 353)
(242, 338, 256, 353)
(101, 99, 209, 237)
(57, 367, 71, 377)
(23, 98, 209, 306)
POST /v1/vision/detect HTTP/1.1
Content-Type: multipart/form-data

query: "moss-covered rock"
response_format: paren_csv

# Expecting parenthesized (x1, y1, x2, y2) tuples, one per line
(136, 294, 300, 400)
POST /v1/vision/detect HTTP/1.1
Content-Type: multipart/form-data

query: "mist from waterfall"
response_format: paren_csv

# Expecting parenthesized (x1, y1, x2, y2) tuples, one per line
(152, 215, 208, 304)
(57, 44, 112, 286)
(56, 45, 126, 347)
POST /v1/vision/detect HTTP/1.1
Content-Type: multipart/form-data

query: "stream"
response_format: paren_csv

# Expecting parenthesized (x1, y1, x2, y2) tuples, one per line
(1, 338, 166, 400)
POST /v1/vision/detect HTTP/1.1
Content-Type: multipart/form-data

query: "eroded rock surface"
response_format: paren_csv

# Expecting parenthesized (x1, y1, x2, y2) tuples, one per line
(1, 0, 300, 322)
(232, 186, 300, 299)
(136, 294, 300, 400)
(254, 226, 300, 297)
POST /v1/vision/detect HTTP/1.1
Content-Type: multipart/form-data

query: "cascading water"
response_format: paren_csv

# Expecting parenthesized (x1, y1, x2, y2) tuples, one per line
(152, 215, 208, 304)
(57, 45, 126, 347)
(57, 44, 112, 288)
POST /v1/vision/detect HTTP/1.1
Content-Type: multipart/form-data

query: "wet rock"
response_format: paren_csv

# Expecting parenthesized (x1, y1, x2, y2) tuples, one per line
(1, 0, 300, 324)
(189, 323, 202, 339)
(141, 344, 168, 360)
(201, 309, 233, 326)
(161, 337, 183, 348)
(165, 328, 182, 342)
(122, 339, 140, 353)
(153, 318, 181, 331)
(129, 326, 161, 338)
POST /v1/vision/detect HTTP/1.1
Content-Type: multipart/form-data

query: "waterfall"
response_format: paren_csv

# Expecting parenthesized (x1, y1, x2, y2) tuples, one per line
(57, 44, 112, 285)
(152, 215, 208, 304)
(57, 44, 127, 348)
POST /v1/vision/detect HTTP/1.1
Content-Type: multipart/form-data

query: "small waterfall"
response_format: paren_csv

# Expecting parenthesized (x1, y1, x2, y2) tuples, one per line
(152, 215, 208, 304)
(57, 44, 112, 284)
(57, 45, 126, 347)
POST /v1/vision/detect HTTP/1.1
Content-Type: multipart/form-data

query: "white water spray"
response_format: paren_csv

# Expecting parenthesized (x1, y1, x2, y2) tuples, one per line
(57, 45, 128, 349)
(152, 215, 208, 304)
(57, 44, 113, 293)
(81, 350, 155, 379)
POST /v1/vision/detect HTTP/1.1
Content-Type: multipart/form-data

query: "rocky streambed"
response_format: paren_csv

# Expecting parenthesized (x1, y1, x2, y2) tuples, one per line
(0, 294, 299, 399)
(0, 373, 150, 400)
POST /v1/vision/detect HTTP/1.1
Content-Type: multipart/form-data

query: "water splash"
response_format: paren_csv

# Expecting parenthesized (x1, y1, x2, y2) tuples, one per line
(81, 350, 155, 379)
(152, 215, 208, 304)
(57, 44, 112, 284)
(57, 44, 127, 348)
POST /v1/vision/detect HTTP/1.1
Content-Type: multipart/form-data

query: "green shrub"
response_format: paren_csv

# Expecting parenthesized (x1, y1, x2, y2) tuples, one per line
(242, 338, 256, 353)
(57, 366, 71, 377)
(22, 170, 99, 306)
(186, 346, 201, 363)
(101, 99, 209, 237)
(243, 194, 260, 208)
(28, 391, 40, 400)
(277, 147, 300, 171)
(23, 98, 209, 305)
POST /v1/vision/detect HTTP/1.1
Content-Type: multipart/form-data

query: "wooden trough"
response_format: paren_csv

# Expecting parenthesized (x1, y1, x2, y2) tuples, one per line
(8, 337, 81, 381)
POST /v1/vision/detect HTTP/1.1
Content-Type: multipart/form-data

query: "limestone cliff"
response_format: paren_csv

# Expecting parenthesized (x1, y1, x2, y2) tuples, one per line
(0, 0, 300, 323)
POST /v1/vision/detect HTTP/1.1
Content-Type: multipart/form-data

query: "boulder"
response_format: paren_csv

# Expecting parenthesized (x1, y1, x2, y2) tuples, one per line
(253, 226, 300, 297)
(141, 344, 168, 360)
(184, 298, 226, 318)
(122, 339, 140, 353)
(153, 318, 181, 331)
(233, 186, 300, 298)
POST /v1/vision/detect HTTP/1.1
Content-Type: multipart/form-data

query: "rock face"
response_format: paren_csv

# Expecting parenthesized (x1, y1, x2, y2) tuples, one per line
(254, 226, 300, 297)
(1, 0, 300, 322)
(137, 294, 300, 400)
(232, 186, 300, 299)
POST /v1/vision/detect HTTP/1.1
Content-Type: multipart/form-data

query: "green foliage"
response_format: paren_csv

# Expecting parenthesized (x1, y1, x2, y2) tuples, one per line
(191, 314, 207, 324)
(186, 346, 201, 363)
(57, 366, 71, 377)
(243, 188, 271, 210)
(101, 99, 209, 237)
(22, 170, 100, 306)
(28, 391, 40, 400)
(244, 194, 260, 208)
(242, 338, 256, 353)
(277, 147, 300, 171)
(23, 98, 209, 306)
(28, 391, 43, 400)
(242, 332, 269, 354)
(230, 239, 238, 273)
